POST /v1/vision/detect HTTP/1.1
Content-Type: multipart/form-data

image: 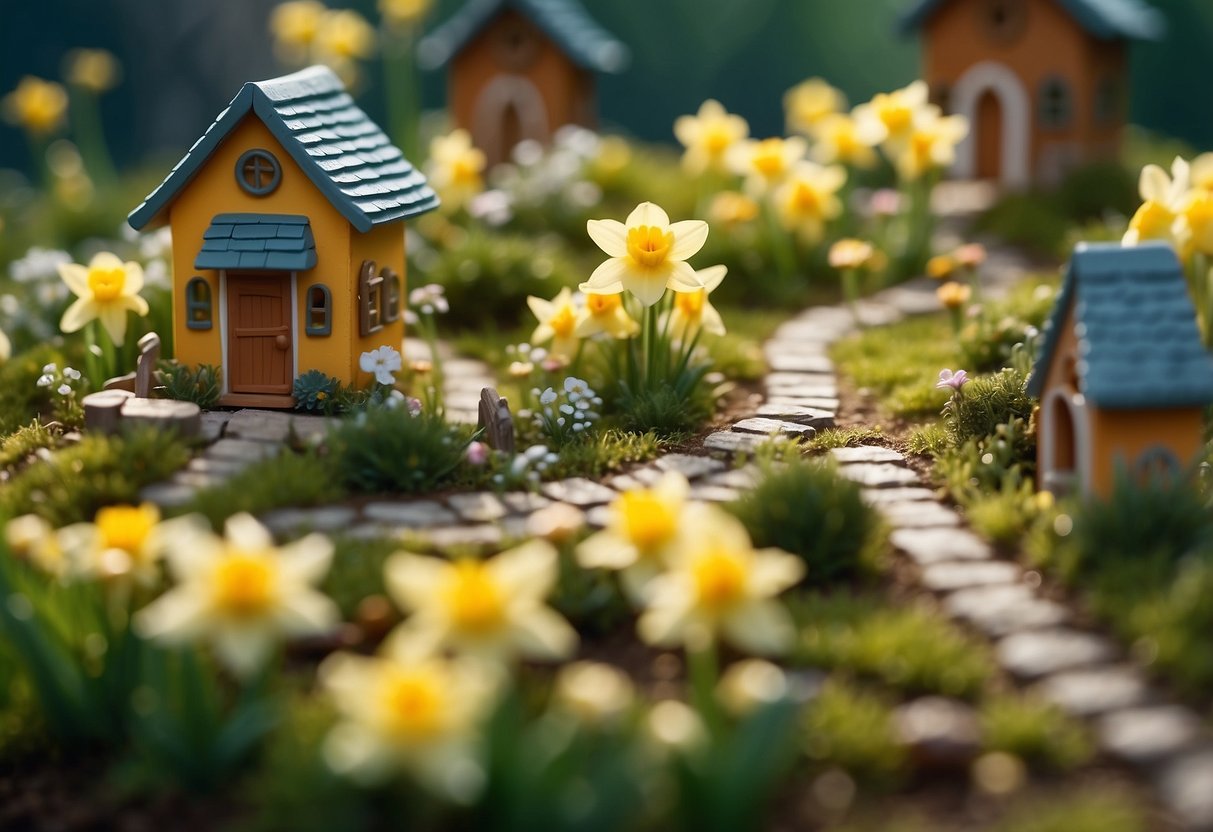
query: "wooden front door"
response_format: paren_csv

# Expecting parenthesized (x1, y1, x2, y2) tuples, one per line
(976, 89, 1002, 181)
(227, 273, 292, 396)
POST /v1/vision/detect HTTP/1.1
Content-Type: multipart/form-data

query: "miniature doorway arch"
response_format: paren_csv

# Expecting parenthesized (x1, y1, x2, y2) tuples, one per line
(950, 61, 1030, 188)
(472, 75, 549, 167)
(1040, 389, 1090, 497)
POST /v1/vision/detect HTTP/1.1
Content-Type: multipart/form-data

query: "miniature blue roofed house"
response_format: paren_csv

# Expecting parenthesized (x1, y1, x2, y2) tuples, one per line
(128, 65, 439, 408)
(899, 0, 1164, 188)
(1028, 242, 1213, 497)
(419, 0, 629, 167)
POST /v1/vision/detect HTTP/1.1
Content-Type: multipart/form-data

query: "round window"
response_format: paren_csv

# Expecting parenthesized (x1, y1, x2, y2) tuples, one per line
(236, 149, 282, 196)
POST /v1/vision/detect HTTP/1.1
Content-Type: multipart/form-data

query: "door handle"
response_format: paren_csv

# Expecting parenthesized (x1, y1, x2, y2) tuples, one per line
(275, 335, 289, 351)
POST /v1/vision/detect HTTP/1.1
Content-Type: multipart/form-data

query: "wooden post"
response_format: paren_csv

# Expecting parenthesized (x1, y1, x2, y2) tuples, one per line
(477, 387, 515, 454)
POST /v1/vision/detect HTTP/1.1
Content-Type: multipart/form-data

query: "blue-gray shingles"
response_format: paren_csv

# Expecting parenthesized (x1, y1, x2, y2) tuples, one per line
(1027, 242, 1213, 409)
(195, 215, 317, 271)
(899, 0, 1164, 40)
(129, 66, 438, 234)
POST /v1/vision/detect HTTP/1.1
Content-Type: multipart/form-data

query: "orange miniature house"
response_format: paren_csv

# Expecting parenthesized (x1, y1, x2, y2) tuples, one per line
(1027, 243, 1213, 498)
(419, 0, 628, 167)
(900, 0, 1164, 187)
(128, 66, 439, 408)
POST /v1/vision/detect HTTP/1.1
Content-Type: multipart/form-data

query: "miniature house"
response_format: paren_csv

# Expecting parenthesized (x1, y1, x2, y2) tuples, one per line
(899, 0, 1164, 187)
(128, 66, 438, 408)
(1028, 243, 1213, 498)
(419, 0, 629, 168)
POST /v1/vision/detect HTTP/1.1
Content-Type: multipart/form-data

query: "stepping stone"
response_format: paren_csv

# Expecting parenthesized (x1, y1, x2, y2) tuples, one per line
(997, 628, 1118, 680)
(290, 414, 333, 444)
(893, 697, 982, 768)
(878, 501, 961, 528)
(206, 437, 282, 462)
(853, 302, 904, 327)
(688, 484, 740, 503)
(890, 527, 992, 564)
(830, 446, 905, 465)
(540, 478, 617, 507)
(1155, 745, 1213, 832)
(945, 584, 1070, 637)
(446, 492, 507, 523)
(732, 418, 816, 439)
(170, 470, 230, 490)
(703, 431, 770, 454)
(704, 466, 762, 490)
(838, 463, 920, 488)
(763, 396, 841, 411)
(423, 524, 504, 552)
(261, 506, 357, 537)
(655, 453, 727, 480)
(1034, 665, 1155, 718)
(1098, 706, 1206, 766)
(121, 398, 202, 438)
(199, 410, 232, 442)
(525, 503, 586, 541)
(500, 492, 553, 514)
(764, 353, 834, 374)
(186, 456, 250, 475)
(920, 560, 1021, 592)
(363, 500, 456, 528)
(584, 505, 611, 528)
(860, 487, 937, 505)
(755, 403, 835, 429)
(763, 341, 829, 360)
(224, 409, 295, 443)
(138, 481, 197, 508)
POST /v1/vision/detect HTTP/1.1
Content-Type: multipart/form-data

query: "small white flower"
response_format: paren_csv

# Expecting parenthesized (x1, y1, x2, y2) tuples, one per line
(37, 374, 54, 388)
(564, 377, 588, 396)
(539, 388, 557, 406)
(557, 417, 566, 427)
(573, 423, 586, 432)
(42, 363, 57, 374)
(560, 404, 574, 415)
(57, 384, 72, 396)
(531, 347, 548, 362)
(359, 346, 403, 386)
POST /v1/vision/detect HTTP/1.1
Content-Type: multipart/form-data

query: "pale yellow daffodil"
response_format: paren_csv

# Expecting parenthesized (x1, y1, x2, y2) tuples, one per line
(320, 635, 499, 797)
(269, 0, 326, 63)
(5, 514, 67, 578)
(64, 49, 122, 94)
(773, 160, 847, 244)
(56, 503, 187, 587)
(896, 111, 968, 181)
(384, 540, 578, 665)
(854, 80, 935, 153)
(527, 287, 582, 360)
(811, 112, 882, 169)
(316, 8, 377, 60)
(673, 99, 750, 176)
(576, 471, 691, 601)
(575, 292, 639, 339)
(2, 76, 67, 135)
(426, 129, 486, 213)
(582, 202, 708, 307)
(828, 239, 876, 271)
(727, 136, 808, 196)
(1190, 152, 1213, 193)
(134, 513, 339, 678)
(58, 251, 149, 345)
(552, 661, 635, 724)
(708, 191, 760, 227)
(637, 504, 804, 655)
(379, 0, 433, 29)
(784, 77, 845, 136)
(663, 265, 727, 342)
(1177, 189, 1213, 258)
(1123, 157, 1190, 248)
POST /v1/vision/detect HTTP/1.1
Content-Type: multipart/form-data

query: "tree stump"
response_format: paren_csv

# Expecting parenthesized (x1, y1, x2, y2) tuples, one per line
(477, 387, 514, 454)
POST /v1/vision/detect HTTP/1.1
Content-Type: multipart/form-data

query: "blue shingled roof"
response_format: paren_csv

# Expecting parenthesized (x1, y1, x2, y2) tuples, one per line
(899, 0, 1165, 40)
(1027, 243, 1213, 409)
(418, 0, 629, 73)
(128, 66, 438, 234)
(195, 214, 317, 271)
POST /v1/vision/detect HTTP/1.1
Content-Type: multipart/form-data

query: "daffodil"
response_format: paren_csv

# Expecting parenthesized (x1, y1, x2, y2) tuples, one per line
(1190, 153, 1213, 193)
(56, 503, 180, 587)
(576, 292, 639, 339)
(134, 513, 339, 678)
(663, 265, 727, 342)
(582, 202, 708, 307)
(426, 129, 486, 213)
(896, 112, 969, 181)
(708, 191, 760, 227)
(810, 113, 881, 169)
(384, 540, 578, 664)
(1124, 157, 1190, 248)
(58, 251, 149, 345)
(379, 0, 432, 29)
(528, 287, 583, 360)
(784, 77, 845, 136)
(5, 515, 67, 578)
(727, 136, 808, 196)
(773, 161, 847, 244)
(63, 49, 121, 93)
(828, 239, 875, 270)
(854, 80, 934, 153)
(936, 281, 972, 309)
(1176, 189, 1213, 258)
(716, 658, 789, 716)
(269, 0, 326, 63)
(552, 661, 635, 724)
(637, 504, 804, 655)
(2, 76, 68, 135)
(927, 253, 957, 279)
(0, 327, 9, 362)
(316, 8, 377, 60)
(320, 636, 499, 797)
(576, 472, 691, 601)
(673, 99, 749, 176)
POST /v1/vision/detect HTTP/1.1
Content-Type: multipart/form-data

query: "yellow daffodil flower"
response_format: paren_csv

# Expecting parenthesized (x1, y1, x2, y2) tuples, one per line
(708, 191, 760, 227)
(773, 160, 847, 244)
(727, 136, 808, 196)
(937, 281, 972, 309)
(896, 112, 968, 181)
(527, 287, 582, 360)
(5, 515, 67, 578)
(811, 112, 881, 169)
(2, 76, 68, 135)
(64, 49, 122, 93)
(58, 251, 149, 345)
(576, 471, 691, 601)
(575, 292, 639, 339)
(0, 327, 9, 362)
(379, 0, 432, 29)
(663, 265, 727, 342)
(828, 239, 876, 271)
(927, 253, 957, 279)
(317, 8, 377, 60)
(426, 129, 486, 213)
(384, 540, 578, 665)
(269, 0, 326, 63)
(1177, 190, 1213, 258)
(582, 202, 708, 307)
(320, 635, 499, 797)
(1190, 153, 1213, 193)
(784, 77, 845, 136)
(854, 80, 934, 153)
(716, 658, 789, 716)
(552, 661, 635, 724)
(673, 99, 749, 176)
(56, 503, 181, 587)
(1123, 157, 1190, 248)
(637, 504, 804, 655)
(134, 513, 339, 678)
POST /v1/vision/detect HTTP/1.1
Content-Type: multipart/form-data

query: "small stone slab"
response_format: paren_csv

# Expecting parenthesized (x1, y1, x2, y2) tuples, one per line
(199, 410, 232, 443)
(890, 528, 992, 564)
(945, 584, 1070, 637)
(120, 398, 201, 439)
(688, 484, 741, 503)
(830, 446, 905, 465)
(138, 481, 196, 508)
(878, 501, 962, 529)
(186, 456, 250, 475)
(1156, 746, 1213, 832)
(764, 353, 834, 374)
(422, 524, 504, 552)
(224, 409, 295, 443)
(1034, 665, 1155, 718)
(997, 628, 1118, 680)
(732, 418, 816, 439)
(290, 414, 333, 445)
(540, 478, 617, 507)
(920, 561, 1021, 592)
(83, 389, 134, 434)
(655, 453, 726, 480)
(363, 500, 457, 528)
(500, 492, 553, 514)
(170, 470, 230, 489)
(704, 466, 761, 490)
(754, 403, 835, 429)
(703, 431, 770, 454)
(446, 492, 507, 523)
(764, 396, 841, 412)
(261, 506, 358, 537)
(206, 437, 282, 462)
(860, 487, 937, 505)
(1097, 706, 1206, 765)
(584, 505, 611, 528)
(837, 463, 919, 488)
(893, 697, 982, 768)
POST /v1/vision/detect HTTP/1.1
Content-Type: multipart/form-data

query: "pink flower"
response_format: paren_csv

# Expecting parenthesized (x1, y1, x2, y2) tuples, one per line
(870, 188, 902, 218)
(466, 441, 489, 466)
(935, 369, 969, 391)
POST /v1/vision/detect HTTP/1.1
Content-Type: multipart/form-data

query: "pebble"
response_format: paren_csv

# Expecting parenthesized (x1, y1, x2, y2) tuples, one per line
(731, 418, 817, 439)
(540, 478, 618, 507)
(919, 560, 1022, 592)
(446, 492, 507, 523)
(830, 446, 905, 465)
(890, 527, 993, 564)
(655, 453, 727, 480)
(363, 500, 457, 528)
(1097, 705, 1206, 765)
(838, 463, 920, 488)
(997, 628, 1118, 680)
(1034, 665, 1155, 718)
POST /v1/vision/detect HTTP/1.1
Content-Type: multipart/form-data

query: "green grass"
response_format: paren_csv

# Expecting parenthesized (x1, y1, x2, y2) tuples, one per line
(178, 450, 347, 529)
(801, 680, 906, 788)
(993, 790, 1147, 832)
(804, 426, 884, 452)
(830, 315, 958, 419)
(545, 429, 669, 480)
(980, 693, 1093, 771)
(323, 536, 400, 619)
(0, 421, 61, 474)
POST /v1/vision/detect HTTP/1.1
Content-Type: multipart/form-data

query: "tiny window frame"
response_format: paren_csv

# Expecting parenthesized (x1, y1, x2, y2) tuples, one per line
(382, 267, 401, 324)
(358, 260, 385, 336)
(305, 283, 332, 336)
(235, 148, 282, 196)
(1038, 76, 1073, 131)
(185, 276, 213, 330)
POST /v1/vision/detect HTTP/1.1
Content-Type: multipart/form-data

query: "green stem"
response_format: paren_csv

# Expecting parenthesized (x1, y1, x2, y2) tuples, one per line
(25, 133, 51, 191)
(70, 88, 116, 186)
(763, 201, 797, 297)
(842, 268, 860, 327)
(383, 26, 421, 163)
(687, 642, 723, 738)
(1192, 253, 1209, 347)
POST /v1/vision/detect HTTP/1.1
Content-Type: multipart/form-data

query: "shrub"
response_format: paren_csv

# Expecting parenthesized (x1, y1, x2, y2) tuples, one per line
(729, 461, 884, 584)
(802, 681, 906, 788)
(0, 421, 60, 474)
(328, 407, 472, 494)
(292, 370, 341, 413)
(614, 386, 710, 436)
(944, 368, 1035, 447)
(957, 284, 1056, 374)
(156, 361, 222, 409)
(0, 344, 70, 435)
(980, 694, 1093, 770)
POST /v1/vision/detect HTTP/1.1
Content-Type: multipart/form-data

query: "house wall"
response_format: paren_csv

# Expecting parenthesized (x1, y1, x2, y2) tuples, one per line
(348, 222, 407, 385)
(922, 0, 1126, 185)
(1087, 408, 1207, 498)
(1035, 302, 1088, 491)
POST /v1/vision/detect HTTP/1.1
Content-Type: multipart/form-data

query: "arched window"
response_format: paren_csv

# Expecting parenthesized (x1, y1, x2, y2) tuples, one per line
(185, 277, 212, 330)
(358, 260, 384, 336)
(305, 283, 332, 336)
(1038, 77, 1073, 131)
(382, 268, 401, 323)
(1095, 75, 1122, 126)
(1136, 446, 1182, 486)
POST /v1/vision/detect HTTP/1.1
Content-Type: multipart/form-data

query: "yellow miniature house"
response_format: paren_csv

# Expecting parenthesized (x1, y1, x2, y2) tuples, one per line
(1028, 243, 1213, 498)
(128, 65, 439, 408)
